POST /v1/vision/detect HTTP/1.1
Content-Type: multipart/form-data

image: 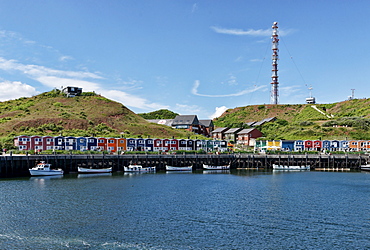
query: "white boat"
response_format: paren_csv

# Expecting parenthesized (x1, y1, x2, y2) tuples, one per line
(203, 164, 230, 170)
(78, 167, 112, 173)
(272, 164, 310, 170)
(165, 165, 192, 171)
(124, 165, 156, 172)
(360, 164, 370, 171)
(29, 161, 64, 176)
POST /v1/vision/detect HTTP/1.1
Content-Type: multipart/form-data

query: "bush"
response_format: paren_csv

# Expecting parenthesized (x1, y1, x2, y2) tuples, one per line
(53, 102, 62, 107)
(80, 92, 97, 96)
(300, 121, 314, 126)
(276, 119, 288, 126)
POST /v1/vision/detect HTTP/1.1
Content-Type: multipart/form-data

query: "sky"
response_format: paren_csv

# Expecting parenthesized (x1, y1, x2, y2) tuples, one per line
(0, 0, 368, 119)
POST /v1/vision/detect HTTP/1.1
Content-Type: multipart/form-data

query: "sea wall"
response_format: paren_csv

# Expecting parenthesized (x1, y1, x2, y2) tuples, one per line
(0, 153, 367, 178)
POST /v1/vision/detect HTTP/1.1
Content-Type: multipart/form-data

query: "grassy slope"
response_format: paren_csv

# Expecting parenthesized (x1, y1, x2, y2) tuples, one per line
(213, 99, 370, 140)
(0, 91, 197, 148)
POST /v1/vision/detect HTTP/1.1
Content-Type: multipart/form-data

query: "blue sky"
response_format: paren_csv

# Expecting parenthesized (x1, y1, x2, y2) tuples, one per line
(0, 0, 368, 119)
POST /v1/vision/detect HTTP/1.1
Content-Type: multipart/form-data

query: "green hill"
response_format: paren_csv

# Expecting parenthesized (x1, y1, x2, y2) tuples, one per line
(138, 109, 179, 119)
(0, 90, 197, 149)
(213, 99, 370, 140)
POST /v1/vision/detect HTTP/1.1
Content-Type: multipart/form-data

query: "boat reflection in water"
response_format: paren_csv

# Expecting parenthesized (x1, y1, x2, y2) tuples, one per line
(77, 173, 112, 178)
(202, 170, 230, 174)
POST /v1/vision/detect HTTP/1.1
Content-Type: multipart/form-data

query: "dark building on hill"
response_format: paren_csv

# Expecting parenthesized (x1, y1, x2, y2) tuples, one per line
(211, 127, 229, 140)
(62, 86, 82, 97)
(172, 115, 202, 134)
(199, 119, 214, 137)
(236, 128, 263, 147)
(223, 128, 243, 142)
(147, 115, 213, 137)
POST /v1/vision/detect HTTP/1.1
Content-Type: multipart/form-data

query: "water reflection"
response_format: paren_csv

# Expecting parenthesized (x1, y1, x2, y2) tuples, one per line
(30, 175, 64, 188)
(77, 173, 112, 178)
(202, 170, 230, 174)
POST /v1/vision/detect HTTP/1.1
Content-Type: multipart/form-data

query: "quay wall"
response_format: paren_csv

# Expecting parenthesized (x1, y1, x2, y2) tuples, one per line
(0, 153, 368, 178)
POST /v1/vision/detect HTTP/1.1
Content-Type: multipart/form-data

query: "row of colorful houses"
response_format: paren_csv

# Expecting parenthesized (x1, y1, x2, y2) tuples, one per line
(256, 140, 370, 152)
(14, 135, 228, 152)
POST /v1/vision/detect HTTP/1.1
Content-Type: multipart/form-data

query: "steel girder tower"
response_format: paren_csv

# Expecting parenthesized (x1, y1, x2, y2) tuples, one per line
(270, 22, 279, 104)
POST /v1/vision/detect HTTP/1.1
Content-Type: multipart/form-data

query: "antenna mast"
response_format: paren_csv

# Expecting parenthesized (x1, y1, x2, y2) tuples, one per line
(270, 21, 279, 104)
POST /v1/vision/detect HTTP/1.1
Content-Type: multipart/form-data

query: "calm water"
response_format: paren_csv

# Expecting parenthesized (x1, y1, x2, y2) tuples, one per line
(0, 170, 369, 249)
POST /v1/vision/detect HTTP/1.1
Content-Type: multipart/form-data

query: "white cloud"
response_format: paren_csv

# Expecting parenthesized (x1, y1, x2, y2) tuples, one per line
(210, 106, 228, 119)
(35, 76, 100, 91)
(155, 76, 168, 87)
(0, 57, 103, 80)
(250, 58, 263, 62)
(280, 85, 301, 97)
(0, 56, 168, 111)
(191, 3, 198, 13)
(119, 78, 144, 91)
(211, 26, 271, 36)
(175, 103, 202, 114)
(192, 80, 265, 97)
(211, 26, 294, 37)
(100, 89, 169, 111)
(59, 55, 74, 62)
(0, 81, 38, 101)
(227, 74, 238, 86)
(235, 56, 243, 62)
(121, 78, 142, 85)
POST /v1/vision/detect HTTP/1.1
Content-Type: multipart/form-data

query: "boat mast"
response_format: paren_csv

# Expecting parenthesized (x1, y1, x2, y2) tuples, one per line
(270, 21, 279, 105)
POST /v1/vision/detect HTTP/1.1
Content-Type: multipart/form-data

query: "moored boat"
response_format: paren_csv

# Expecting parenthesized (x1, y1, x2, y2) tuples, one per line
(203, 164, 230, 170)
(29, 161, 64, 176)
(272, 164, 310, 170)
(124, 165, 156, 172)
(165, 165, 192, 171)
(78, 167, 112, 174)
(360, 164, 370, 171)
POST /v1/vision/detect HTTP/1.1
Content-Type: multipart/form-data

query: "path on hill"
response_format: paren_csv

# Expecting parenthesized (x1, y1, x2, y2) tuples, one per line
(311, 105, 334, 119)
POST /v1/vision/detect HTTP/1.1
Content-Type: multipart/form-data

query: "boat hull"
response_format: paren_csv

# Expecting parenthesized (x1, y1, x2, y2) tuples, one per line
(203, 164, 230, 170)
(29, 169, 64, 176)
(361, 165, 370, 171)
(78, 167, 112, 173)
(29, 161, 64, 176)
(124, 165, 156, 172)
(273, 164, 310, 170)
(165, 165, 192, 171)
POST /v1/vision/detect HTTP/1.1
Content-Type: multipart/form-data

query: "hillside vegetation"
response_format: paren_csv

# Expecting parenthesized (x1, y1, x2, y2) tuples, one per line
(0, 90, 197, 149)
(138, 109, 179, 119)
(213, 99, 370, 140)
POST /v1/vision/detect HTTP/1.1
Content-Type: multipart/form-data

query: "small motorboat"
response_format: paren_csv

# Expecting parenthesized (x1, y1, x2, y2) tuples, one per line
(78, 167, 112, 173)
(272, 164, 310, 170)
(360, 164, 370, 171)
(165, 165, 192, 171)
(29, 161, 64, 176)
(203, 164, 230, 170)
(124, 165, 156, 172)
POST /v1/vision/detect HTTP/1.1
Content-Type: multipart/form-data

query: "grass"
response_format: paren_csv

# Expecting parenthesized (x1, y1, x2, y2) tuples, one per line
(0, 90, 205, 149)
(214, 98, 370, 140)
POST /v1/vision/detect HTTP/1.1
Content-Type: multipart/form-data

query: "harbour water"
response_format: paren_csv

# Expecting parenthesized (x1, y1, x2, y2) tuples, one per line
(0, 170, 369, 249)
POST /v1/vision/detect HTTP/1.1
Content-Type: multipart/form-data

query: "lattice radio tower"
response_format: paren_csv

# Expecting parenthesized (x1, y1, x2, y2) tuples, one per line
(270, 22, 279, 104)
